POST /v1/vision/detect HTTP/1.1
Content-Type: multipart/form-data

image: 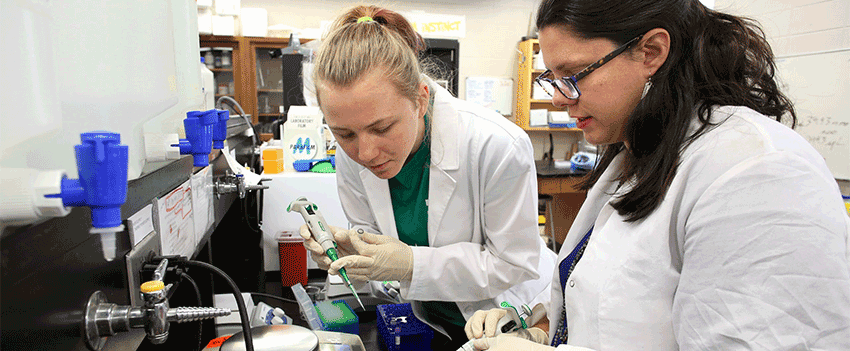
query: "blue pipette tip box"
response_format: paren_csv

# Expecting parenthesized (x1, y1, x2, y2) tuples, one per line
(375, 303, 434, 351)
(314, 299, 359, 335)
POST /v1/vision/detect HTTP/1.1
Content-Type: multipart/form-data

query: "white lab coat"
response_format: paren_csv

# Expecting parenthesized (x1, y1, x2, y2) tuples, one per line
(336, 80, 556, 328)
(549, 106, 850, 351)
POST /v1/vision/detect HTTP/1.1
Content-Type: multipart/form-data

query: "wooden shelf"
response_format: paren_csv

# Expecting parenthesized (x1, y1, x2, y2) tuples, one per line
(200, 35, 315, 125)
(514, 39, 580, 134)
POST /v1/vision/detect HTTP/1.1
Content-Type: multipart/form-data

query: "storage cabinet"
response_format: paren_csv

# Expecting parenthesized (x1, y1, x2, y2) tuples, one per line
(246, 37, 298, 129)
(514, 38, 582, 133)
(200, 35, 308, 132)
(199, 35, 246, 116)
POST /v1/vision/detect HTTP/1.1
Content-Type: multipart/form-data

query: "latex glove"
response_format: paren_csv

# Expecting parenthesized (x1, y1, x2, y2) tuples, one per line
(473, 333, 554, 351)
(465, 308, 549, 344)
(328, 229, 413, 282)
(465, 308, 507, 340)
(298, 224, 356, 270)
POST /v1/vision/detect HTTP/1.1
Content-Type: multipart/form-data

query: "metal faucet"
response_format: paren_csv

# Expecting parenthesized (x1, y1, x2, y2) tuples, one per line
(83, 259, 231, 350)
(141, 259, 172, 343)
(214, 172, 270, 199)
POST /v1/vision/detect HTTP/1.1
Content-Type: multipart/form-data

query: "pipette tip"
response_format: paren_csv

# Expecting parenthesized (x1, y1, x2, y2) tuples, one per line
(350, 287, 365, 310)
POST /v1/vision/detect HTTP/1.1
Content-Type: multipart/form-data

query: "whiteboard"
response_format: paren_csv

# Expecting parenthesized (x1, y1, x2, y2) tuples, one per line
(776, 51, 850, 180)
(465, 77, 514, 115)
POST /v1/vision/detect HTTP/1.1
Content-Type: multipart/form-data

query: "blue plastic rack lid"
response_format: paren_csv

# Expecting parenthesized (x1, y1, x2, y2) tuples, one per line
(292, 157, 335, 172)
(375, 303, 434, 351)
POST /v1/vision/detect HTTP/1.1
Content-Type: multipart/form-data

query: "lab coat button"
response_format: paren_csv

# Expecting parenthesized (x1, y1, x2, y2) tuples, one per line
(464, 306, 473, 314)
(568, 280, 575, 287)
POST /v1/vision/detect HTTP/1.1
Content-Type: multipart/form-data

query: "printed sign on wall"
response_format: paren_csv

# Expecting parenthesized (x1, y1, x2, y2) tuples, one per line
(403, 11, 466, 39)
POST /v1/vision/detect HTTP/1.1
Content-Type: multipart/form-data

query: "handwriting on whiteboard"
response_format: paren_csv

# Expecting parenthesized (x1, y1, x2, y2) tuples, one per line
(796, 115, 849, 151)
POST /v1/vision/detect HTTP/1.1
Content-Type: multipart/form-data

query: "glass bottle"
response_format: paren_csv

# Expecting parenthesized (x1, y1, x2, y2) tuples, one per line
(221, 49, 232, 68)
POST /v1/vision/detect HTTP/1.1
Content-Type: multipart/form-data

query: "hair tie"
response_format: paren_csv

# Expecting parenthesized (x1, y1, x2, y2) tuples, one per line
(356, 16, 375, 23)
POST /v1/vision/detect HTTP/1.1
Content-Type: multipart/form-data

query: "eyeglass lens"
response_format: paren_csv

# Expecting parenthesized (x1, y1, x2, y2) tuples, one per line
(537, 73, 580, 99)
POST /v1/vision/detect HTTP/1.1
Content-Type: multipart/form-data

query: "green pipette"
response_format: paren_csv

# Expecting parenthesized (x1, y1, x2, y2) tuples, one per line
(288, 197, 365, 309)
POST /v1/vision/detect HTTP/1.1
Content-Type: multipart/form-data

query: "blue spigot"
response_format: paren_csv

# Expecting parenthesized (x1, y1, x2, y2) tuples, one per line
(213, 109, 230, 150)
(173, 110, 217, 167)
(47, 131, 128, 261)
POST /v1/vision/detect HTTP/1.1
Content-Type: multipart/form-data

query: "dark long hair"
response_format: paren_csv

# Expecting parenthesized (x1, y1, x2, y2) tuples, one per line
(536, 0, 796, 222)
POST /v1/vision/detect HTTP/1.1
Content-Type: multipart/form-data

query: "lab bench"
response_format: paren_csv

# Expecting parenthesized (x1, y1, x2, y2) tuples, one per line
(261, 270, 382, 351)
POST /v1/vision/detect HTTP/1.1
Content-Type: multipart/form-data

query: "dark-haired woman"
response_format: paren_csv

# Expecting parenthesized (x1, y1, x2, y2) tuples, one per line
(466, 0, 850, 350)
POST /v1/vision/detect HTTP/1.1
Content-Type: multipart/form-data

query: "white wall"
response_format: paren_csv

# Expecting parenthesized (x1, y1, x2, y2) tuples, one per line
(243, 0, 538, 91)
(243, 0, 850, 191)
(241, 0, 581, 160)
(714, 0, 850, 191)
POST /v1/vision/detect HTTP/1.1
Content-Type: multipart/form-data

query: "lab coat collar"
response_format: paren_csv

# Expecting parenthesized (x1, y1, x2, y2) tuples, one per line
(423, 79, 460, 244)
(361, 173, 399, 239)
(427, 78, 460, 170)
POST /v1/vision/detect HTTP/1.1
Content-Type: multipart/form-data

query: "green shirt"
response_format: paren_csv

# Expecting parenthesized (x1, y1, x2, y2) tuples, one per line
(388, 114, 466, 328)
(388, 134, 431, 246)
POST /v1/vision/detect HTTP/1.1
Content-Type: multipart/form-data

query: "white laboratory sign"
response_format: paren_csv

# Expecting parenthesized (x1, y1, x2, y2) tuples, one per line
(466, 77, 514, 116)
(127, 204, 155, 247)
(154, 179, 196, 257)
(403, 12, 465, 39)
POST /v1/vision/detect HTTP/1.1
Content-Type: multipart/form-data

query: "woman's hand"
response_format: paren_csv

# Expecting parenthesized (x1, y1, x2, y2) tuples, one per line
(465, 308, 508, 340)
(327, 229, 414, 282)
(465, 308, 548, 341)
(298, 224, 356, 270)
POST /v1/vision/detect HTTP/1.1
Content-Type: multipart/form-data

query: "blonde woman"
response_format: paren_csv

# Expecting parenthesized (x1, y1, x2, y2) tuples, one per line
(297, 5, 556, 349)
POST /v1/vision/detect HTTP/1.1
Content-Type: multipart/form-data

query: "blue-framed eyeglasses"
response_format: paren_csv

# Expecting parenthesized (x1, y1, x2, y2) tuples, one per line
(535, 35, 643, 100)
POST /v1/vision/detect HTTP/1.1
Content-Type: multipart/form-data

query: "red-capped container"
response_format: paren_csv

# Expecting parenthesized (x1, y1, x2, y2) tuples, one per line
(278, 231, 308, 288)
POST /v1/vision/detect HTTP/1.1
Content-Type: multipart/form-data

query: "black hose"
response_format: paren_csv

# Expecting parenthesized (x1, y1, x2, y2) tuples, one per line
(249, 292, 298, 305)
(182, 260, 254, 351)
(180, 272, 205, 351)
(242, 194, 261, 233)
